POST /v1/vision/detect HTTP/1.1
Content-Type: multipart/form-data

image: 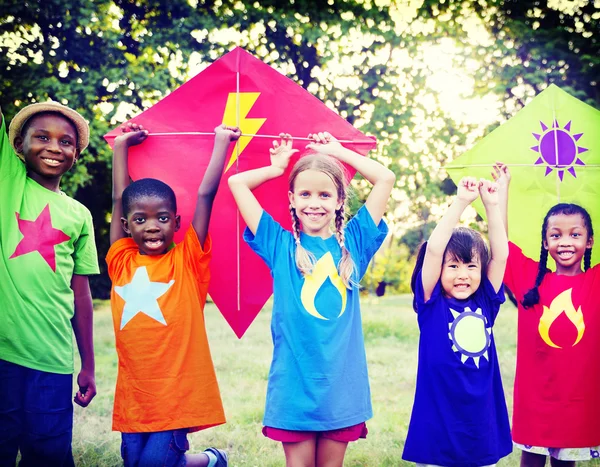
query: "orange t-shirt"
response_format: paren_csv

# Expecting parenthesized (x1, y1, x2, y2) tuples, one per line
(106, 226, 225, 433)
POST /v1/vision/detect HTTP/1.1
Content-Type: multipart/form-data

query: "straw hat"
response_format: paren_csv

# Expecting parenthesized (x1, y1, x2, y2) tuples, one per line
(8, 101, 90, 156)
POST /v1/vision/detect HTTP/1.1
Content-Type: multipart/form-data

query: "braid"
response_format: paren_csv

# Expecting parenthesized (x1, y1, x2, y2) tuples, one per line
(290, 204, 316, 276)
(290, 204, 301, 247)
(522, 243, 549, 309)
(584, 248, 592, 271)
(334, 205, 357, 289)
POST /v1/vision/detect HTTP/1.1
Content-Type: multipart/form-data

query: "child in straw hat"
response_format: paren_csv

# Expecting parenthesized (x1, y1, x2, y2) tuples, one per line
(0, 102, 99, 466)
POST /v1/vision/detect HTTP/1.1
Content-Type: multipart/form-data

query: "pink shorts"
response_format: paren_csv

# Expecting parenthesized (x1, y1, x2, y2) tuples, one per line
(262, 422, 368, 443)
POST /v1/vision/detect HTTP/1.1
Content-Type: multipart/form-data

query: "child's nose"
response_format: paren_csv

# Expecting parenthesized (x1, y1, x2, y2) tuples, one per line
(47, 139, 61, 152)
(145, 221, 160, 231)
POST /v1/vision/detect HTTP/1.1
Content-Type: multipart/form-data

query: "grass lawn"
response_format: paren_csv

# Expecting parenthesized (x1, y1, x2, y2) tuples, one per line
(71, 295, 597, 466)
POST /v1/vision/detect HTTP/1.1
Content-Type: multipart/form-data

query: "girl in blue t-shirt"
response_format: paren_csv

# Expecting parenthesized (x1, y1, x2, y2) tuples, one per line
(228, 131, 395, 466)
(403, 177, 512, 467)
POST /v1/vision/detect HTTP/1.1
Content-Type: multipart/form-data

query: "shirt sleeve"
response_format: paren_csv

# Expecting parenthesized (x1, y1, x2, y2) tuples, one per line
(344, 205, 389, 279)
(480, 276, 506, 325)
(175, 225, 212, 284)
(106, 238, 137, 280)
(243, 210, 289, 271)
(72, 207, 100, 275)
(504, 241, 539, 303)
(413, 269, 443, 314)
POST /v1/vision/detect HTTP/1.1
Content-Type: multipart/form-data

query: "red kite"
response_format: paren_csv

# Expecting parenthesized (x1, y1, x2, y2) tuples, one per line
(105, 47, 376, 337)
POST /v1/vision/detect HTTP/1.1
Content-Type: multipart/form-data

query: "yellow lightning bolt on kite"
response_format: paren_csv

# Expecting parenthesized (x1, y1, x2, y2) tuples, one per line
(222, 92, 266, 172)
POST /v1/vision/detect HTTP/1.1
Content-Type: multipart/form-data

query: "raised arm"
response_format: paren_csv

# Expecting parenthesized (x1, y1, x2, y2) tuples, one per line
(421, 177, 479, 301)
(228, 134, 297, 235)
(479, 179, 508, 292)
(193, 125, 241, 247)
(491, 162, 511, 236)
(110, 123, 148, 245)
(306, 131, 395, 225)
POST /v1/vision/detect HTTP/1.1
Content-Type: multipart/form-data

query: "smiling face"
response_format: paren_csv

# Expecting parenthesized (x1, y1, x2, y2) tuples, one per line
(440, 252, 482, 300)
(544, 213, 593, 275)
(288, 169, 343, 238)
(15, 113, 79, 191)
(121, 195, 181, 255)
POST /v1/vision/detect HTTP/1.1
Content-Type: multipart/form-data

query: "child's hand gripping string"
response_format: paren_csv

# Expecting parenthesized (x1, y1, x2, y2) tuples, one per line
(305, 131, 395, 225)
(270, 133, 298, 172)
(228, 133, 298, 235)
(480, 177, 509, 292)
(110, 123, 149, 245)
(491, 162, 511, 235)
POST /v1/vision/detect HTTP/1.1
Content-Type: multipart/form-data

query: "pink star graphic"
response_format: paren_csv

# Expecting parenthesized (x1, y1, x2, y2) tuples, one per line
(10, 204, 71, 272)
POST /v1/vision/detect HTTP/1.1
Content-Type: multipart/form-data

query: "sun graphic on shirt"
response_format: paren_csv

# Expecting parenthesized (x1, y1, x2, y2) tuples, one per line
(448, 306, 492, 368)
(531, 119, 588, 181)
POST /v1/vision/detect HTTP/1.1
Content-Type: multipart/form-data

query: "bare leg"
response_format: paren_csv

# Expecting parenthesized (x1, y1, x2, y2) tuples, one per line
(521, 451, 547, 467)
(550, 459, 575, 467)
(315, 438, 348, 467)
(283, 437, 317, 467)
(185, 453, 210, 467)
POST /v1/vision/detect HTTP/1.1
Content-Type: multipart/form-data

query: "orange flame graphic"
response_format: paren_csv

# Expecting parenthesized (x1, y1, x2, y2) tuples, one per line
(538, 288, 585, 348)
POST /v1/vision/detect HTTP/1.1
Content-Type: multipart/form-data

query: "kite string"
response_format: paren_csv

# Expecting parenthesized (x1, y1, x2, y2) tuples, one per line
(145, 131, 375, 144)
(446, 163, 600, 168)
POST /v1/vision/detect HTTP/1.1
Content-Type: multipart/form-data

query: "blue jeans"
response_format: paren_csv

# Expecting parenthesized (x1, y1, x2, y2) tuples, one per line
(121, 430, 189, 467)
(0, 359, 74, 467)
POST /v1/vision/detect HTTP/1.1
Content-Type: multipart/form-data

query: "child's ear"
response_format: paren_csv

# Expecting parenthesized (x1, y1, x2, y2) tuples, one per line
(121, 217, 131, 235)
(288, 190, 295, 208)
(543, 239, 549, 250)
(14, 135, 24, 154)
(174, 215, 181, 232)
(587, 236, 594, 249)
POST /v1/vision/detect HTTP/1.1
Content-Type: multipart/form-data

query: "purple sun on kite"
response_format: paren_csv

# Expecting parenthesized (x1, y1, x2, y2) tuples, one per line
(531, 120, 588, 181)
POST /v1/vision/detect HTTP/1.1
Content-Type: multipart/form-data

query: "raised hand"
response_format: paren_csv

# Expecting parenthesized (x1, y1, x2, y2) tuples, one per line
(491, 162, 511, 190)
(270, 133, 298, 171)
(115, 122, 149, 147)
(306, 131, 343, 156)
(479, 178, 499, 206)
(457, 176, 480, 203)
(214, 124, 241, 142)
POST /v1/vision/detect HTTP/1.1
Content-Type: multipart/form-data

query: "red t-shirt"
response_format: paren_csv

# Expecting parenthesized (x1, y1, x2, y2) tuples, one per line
(107, 227, 225, 433)
(505, 241, 600, 447)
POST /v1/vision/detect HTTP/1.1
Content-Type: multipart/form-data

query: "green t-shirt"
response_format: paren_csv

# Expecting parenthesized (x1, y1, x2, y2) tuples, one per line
(0, 111, 99, 374)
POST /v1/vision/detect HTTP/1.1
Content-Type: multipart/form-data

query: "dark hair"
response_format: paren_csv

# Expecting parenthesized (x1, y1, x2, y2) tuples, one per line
(122, 178, 177, 216)
(522, 203, 594, 308)
(22, 111, 79, 146)
(411, 227, 490, 312)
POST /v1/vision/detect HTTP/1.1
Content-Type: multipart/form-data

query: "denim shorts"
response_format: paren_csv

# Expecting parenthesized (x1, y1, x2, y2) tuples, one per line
(0, 359, 74, 467)
(121, 429, 189, 467)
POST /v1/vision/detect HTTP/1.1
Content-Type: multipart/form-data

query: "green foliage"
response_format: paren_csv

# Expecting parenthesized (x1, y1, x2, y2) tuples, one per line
(362, 241, 414, 295)
(2, 0, 598, 297)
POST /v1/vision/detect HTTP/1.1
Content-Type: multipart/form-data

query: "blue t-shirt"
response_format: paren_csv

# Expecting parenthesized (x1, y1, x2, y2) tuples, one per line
(244, 205, 388, 431)
(402, 272, 512, 466)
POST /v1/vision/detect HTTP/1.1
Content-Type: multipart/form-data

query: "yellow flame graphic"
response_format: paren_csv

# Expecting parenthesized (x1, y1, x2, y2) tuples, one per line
(538, 288, 585, 348)
(300, 252, 347, 320)
(222, 92, 266, 171)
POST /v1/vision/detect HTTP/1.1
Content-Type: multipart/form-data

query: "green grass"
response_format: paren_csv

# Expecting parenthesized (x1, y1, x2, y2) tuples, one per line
(71, 296, 597, 466)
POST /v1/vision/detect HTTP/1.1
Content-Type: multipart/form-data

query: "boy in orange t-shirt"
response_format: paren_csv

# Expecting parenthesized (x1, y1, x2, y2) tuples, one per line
(106, 122, 240, 467)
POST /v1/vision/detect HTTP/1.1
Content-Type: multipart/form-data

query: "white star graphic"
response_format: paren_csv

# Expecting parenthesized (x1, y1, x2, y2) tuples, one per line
(115, 266, 175, 330)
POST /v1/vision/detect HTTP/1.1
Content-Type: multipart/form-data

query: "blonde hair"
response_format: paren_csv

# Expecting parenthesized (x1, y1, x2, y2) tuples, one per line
(288, 154, 357, 289)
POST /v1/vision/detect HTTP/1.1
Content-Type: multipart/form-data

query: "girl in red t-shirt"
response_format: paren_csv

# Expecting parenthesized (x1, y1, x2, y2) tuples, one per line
(494, 162, 600, 467)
